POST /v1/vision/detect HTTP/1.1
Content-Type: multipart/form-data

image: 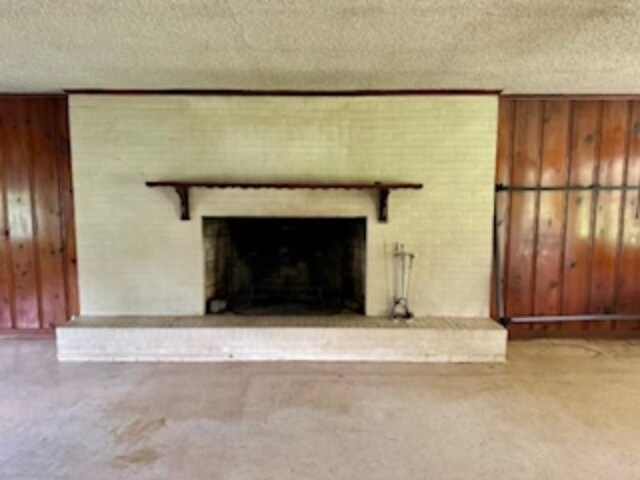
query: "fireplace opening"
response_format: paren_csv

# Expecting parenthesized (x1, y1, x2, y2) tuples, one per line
(204, 217, 366, 315)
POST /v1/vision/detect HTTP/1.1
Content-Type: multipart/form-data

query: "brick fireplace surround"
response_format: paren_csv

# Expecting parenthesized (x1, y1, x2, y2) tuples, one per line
(56, 94, 506, 362)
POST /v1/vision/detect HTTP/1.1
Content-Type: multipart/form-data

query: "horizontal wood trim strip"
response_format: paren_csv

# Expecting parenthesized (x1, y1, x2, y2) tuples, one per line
(503, 94, 640, 101)
(497, 184, 640, 191)
(0, 93, 66, 98)
(66, 88, 502, 97)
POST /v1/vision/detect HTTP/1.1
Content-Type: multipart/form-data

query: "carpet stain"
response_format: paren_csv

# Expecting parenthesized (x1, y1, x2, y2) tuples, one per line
(112, 447, 161, 468)
(112, 417, 166, 445)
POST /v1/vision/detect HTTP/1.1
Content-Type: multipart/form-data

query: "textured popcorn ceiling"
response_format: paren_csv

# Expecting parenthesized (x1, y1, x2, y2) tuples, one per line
(0, 0, 639, 93)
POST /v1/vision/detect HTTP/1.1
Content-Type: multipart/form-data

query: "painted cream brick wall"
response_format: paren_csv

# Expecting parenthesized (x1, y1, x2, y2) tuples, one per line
(69, 95, 498, 317)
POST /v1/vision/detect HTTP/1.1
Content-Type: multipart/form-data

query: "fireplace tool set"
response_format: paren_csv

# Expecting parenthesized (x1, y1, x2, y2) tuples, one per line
(391, 242, 415, 321)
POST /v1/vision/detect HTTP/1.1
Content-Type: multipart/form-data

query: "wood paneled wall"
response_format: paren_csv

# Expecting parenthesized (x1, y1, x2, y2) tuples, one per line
(0, 97, 78, 331)
(496, 97, 640, 337)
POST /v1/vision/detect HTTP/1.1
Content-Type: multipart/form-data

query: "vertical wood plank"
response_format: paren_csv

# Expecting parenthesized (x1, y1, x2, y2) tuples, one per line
(505, 100, 542, 317)
(562, 101, 600, 315)
(617, 101, 640, 313)
(4, 99, 40, 329)
(0, 103, 16, 328)
(30, 100, 67, 327)
(534, 101, 571, 316)
(55, 98, 79, 319)
(492, 99, 514, 319)
(589, 101, 628, 314)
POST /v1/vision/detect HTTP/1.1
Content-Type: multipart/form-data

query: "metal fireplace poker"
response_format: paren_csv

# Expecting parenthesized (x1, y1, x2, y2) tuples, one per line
(391, 242, 415, 321)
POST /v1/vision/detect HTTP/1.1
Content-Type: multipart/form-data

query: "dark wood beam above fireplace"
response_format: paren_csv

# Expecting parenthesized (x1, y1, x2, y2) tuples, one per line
(145, 181, 423, 223)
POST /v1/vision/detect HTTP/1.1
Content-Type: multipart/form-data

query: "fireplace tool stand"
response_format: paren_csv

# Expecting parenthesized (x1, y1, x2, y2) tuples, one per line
(391, 242, 415, 321)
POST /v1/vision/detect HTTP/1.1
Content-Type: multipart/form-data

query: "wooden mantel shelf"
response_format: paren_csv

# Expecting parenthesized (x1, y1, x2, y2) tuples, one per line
(145, 181, 423, 223)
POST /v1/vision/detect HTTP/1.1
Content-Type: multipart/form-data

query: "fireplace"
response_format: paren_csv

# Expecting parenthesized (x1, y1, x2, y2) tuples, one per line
(203, 217, 366, 315)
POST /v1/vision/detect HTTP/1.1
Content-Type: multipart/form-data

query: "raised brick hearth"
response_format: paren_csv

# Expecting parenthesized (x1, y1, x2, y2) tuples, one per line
(57, 315, 506, 363)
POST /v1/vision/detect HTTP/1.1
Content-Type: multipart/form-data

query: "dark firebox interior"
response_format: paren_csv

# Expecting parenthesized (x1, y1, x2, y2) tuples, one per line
(204, 218, 366, 315)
